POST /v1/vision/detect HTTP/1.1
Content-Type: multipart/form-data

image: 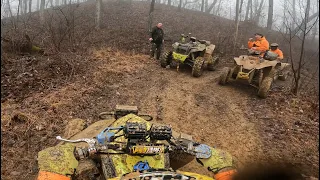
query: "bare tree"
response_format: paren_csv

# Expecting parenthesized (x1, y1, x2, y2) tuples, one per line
(205, 0, 218, 13)
(291, 0, 296, 29)
(292, 0, 311, 94)
(37, 0, 39, 10)
(280, 0, 318, 95)
(148, 0, 155, 31)
(239, 0, 244, 20)
(6, 0, 13, 17)
(168, 0, 171, 6)
(292, 11, 319, 35)
(204, 0, 207, 11)
(234, 0, 242, 53)
(178, 0, 182, 10)
(267, 0, 273, 30)
(245, 0, 252, 21)
(200, 0, 204, 12)
(215, 0, 222, 16)
(235, 0, 240, 22)
(24, 0, 27, 14)
(95, 0, 102, 29)
(29, 0, 32, 13)
(40, 0, 45, 24)
(253, 0, 264, 25)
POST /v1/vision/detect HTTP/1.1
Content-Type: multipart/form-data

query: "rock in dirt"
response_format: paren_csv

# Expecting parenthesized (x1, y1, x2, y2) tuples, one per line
(36, 125, 44, 131)
(63, 118, 86, 138)
(11, 112, 29, 123)
(10, 171, 21, 176)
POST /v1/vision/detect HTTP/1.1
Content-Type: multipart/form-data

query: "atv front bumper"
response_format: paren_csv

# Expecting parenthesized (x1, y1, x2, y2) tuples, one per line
(236, 72, 250, 80)
(172, 52, 188, 63)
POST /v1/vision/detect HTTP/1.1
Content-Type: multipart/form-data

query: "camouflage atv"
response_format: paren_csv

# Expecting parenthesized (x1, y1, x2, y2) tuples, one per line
(160, 36, 219, 77)
(219, 50, 290, 98)
(56, 105, 213, 179)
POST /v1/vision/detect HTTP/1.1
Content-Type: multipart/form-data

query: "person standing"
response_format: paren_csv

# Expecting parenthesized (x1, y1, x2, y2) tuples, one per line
(149, 23, 164, 60)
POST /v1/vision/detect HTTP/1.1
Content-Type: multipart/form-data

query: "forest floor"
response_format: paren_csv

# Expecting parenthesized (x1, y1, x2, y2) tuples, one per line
(1, 1, 319, 179)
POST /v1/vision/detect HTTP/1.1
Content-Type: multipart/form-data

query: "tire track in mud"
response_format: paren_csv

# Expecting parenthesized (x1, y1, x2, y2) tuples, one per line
(142, 66, 264, 174)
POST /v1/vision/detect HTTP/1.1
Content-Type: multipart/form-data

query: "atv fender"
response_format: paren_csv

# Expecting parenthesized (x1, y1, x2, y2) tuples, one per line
(256, 60, 278, 69)
(205, 44, 216, 55)
(280, 62, 290, 71)
(234, 56, 278, 70)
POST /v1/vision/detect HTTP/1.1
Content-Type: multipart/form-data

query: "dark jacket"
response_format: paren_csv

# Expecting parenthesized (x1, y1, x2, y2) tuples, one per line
(150, 26, 164, 44)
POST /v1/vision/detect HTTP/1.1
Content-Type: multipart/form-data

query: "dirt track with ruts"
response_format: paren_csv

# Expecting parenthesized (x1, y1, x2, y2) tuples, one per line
(2, 47, 318, 179)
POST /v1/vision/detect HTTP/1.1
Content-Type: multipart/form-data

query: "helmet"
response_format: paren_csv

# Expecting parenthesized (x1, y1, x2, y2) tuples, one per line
(270, 43, 279, 47)
(263, 51, 278, 60)
(190, 37, 196, 42)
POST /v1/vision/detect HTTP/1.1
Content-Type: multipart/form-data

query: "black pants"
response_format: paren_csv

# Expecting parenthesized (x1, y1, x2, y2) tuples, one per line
(150, 43, 163, 60)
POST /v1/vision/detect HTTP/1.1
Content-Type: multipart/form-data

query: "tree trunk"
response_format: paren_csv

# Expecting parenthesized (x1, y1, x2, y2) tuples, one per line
(291, 0, 296, 30)
(200, 0, 204, 12)
(293, 11, 319, 34)
(292, 0, 310, 95)
(37, 0, 39, 10)
(254, 0, 264, 25)
(205, 0, 217, 13)
(178, 0, 182, 10)
(40, 0, 45, 24)
(311, 1, 319, 42)
(216, 0, 221, 16)
(19, 0, 23, 14)
(55, 0, 59, 6)
(235, 0, 239, 22)
(148, 0, 155, 31)
(266, 0, 273, 30)
(24, 0, 27, 14)
(29, 0, 32, 13)
(204, 0, 207, 11)
(245, 0, 251, 21)
(6, 0, 13, 17)
(281, 0, 286, 32)
(95, 0, 102, 29)
(249, 0, 253, 20)
(239, 0, 244, 21)
(168, 0, 171, 5)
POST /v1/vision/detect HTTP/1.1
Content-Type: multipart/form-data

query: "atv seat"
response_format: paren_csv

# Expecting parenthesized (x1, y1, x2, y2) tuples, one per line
(178, 43, 192, 52)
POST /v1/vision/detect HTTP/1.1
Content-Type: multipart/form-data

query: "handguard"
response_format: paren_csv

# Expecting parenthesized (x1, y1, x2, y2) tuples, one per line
(196, 147, 234, 174)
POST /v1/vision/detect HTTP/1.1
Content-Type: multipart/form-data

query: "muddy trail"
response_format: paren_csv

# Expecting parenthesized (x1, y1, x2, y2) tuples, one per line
(1, 48, 318, 179)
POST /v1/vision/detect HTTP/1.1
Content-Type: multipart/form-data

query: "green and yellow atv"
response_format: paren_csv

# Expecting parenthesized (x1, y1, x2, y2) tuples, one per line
(55, 105, 214, 179)
(160, 36, 219, 77)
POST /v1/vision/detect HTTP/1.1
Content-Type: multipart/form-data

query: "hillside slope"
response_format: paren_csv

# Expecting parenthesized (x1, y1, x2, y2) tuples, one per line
(1, 1, 319, 179)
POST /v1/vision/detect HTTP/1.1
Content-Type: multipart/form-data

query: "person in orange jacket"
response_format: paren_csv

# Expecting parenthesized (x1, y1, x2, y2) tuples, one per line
(269, 43, 284, 60)
(248, 33, 270, 54)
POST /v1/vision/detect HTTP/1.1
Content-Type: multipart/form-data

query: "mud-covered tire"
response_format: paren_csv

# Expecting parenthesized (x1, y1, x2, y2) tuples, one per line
(207, 55, 219, 71)
(192, 57, 205, 77)
(219, 67, 231, 85)
(160, 51, 172, 68)
(258, 77, 273, 98)
(164, 153, 170, 169)
(101, 157, 116, 179)
(278, 71, 289, 81)
(74, 160, 102, 180)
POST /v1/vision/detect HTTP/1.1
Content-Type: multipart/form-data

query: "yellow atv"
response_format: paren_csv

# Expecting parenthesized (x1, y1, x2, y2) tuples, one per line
(56, 105, 213, 179)
(219, 50, 290, 98)
(160, 36, 219, 77)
